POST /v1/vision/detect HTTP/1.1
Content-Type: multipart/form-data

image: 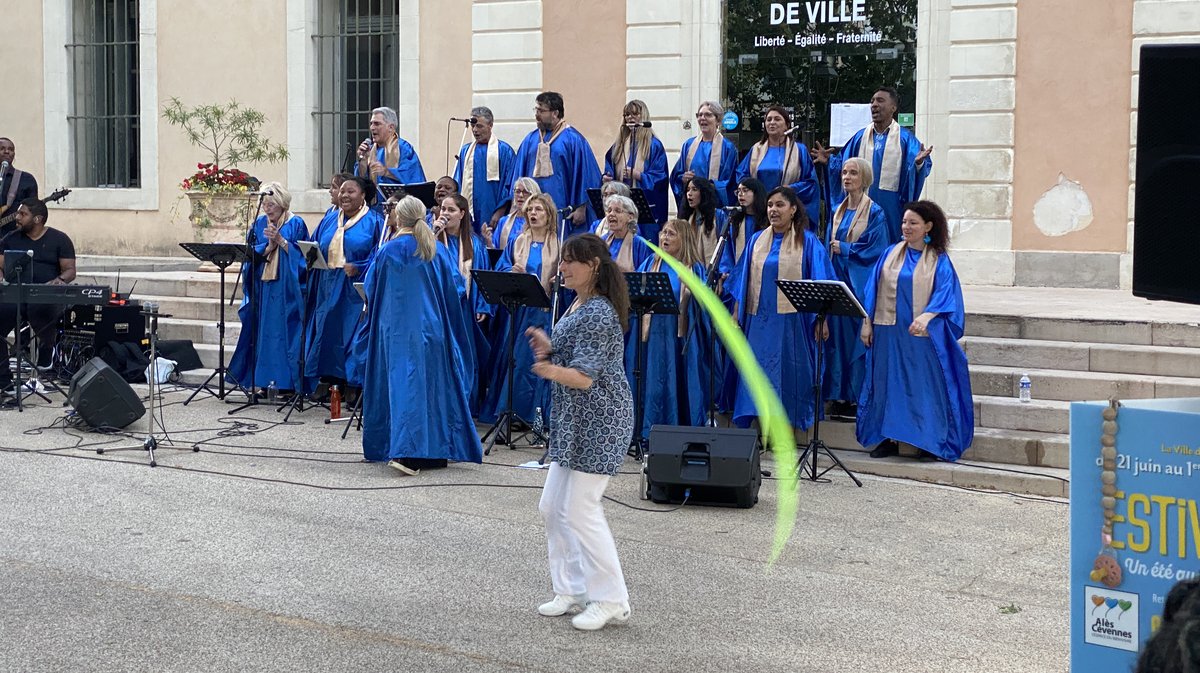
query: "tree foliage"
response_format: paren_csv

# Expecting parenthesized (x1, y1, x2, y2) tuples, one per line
(162, 97, 289, 169)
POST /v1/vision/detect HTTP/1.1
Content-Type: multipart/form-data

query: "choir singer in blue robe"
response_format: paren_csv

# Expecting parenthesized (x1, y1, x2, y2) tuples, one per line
(453, 106, 515, 235)
(591, 194, 652, 274)
(435, 193, 493, 411)
(735, 106, 821, 227)
(816, 87, 933, 244)
(359, 196, 483, 476)
(627, 218, 711, 438)
(857, 200, 973, 462)
(478, 193, 563, 426)
(603, 99, 669, 243)
(487, 177, 540, 250)
(823, 157, 889, 421)
(728, 186, 836, 431)
(355, 106, 426, 203)
(228, 182, 308, 395)
(509, 91, 602, 233)
(304, 176, 383, 390)
(680, 177, 733, 279)
(670, 101, 739, 208)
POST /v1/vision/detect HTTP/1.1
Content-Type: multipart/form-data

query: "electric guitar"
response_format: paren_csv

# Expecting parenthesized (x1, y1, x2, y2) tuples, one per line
(0, 188, 72, 229)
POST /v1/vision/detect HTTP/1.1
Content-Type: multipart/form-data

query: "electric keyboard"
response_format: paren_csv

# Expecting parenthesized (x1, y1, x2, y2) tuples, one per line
(0, 284, 111, 305)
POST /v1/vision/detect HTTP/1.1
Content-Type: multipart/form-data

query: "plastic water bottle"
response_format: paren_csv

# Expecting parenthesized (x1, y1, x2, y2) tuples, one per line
(266, 381, 278, 403)
(531, 407, 545, 435)
(1019, 374, 1032, 403)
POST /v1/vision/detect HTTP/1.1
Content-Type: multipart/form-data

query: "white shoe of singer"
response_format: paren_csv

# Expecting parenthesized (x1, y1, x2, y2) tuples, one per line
(537, 594, 587, 617)
(571, 601, 631, 630)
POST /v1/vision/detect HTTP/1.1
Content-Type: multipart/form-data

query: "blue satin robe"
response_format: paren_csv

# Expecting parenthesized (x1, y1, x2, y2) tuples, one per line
(491, 214, 526, 250)
(442, 233, 495, 411)
(453, 140, 517, 234)
(735, 144, 822, 227)
(508, 127, 603, 219)
(728, 229, 836, 430)
(604, 136, 669, 242)
(358, 235, 483, 465)
(625, 259, 711, 438)
(671, 136, 740, 209)
(228, 214, 308, 392)
(828, 127, 932, 243)
(355, 138, 426, 203)
(477, 241, 555, 424)
(823, 201, 889, 403)
(303, 208, 383, 382)
(856, 246, 973, 460)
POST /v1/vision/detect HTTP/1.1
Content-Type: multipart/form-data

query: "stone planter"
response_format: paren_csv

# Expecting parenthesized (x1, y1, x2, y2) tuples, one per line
(184, 191, 254, 271)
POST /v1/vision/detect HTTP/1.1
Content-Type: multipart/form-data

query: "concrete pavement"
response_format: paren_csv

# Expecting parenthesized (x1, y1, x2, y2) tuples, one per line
(0, 387, 1069, 672)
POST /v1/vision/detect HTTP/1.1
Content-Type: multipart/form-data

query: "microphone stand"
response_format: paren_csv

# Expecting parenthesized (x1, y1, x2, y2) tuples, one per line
(536, 208, 572, 465)
(689, 213, 734, 427)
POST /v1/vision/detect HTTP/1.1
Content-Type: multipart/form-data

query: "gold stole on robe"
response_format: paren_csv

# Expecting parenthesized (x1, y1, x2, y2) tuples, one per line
(260, 212, 295, 282)
(746, 228, 804, 316)
(512, 230, 559, 293)
(830, 194, 875, 245)
(326, 205, 370, 270)
(462, 135, 501, 205)
(859, 120, 903, 192)
(748, 138, 802, 185)
(684, 134, 724, 182)
(364, 134, 402, 182)
(533, 123, 570, 178)
(440, 230, 474, 293)
(872, 242, 939, 330)
(610, 135, 647, 182)
(603, 230, 636, 272)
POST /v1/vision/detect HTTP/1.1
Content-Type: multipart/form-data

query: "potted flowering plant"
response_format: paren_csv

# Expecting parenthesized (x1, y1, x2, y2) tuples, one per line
(163, 98, 288, 240)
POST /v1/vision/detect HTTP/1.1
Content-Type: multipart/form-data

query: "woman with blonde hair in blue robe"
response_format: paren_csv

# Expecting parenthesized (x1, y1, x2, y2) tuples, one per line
(603, 99, 669, 243)
(358, 195, 482, 476)
(728, 186, 836, 431)
(303, 176, 383, 394)
(857, 200, 973, 461)
(626, 218, 711, 438)
(228, 181, 308, 396)
(478, 193, 564, 426)
(823, 157, 889, 421)
(671, 101, 739, 208)
(486, 176, 540, 250)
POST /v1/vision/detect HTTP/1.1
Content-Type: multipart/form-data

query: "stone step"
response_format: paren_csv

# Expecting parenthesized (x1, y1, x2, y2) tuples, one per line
(74, 271, 243, 301)
(974, 394, 1070, 434)
(133, 295, 243, 324)
(968, 364, 1200, 402)
(830, 448, 1069, 499)
(157, 317, 242, 346)
(963, 335, 1200, 378)
(819, 420, 1069, 469)
(75, 255, 200, 273)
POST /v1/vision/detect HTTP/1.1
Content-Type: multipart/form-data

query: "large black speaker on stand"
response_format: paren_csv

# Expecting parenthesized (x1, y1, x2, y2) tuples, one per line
(1133, 44, 1200, 305)
(645, 425, 762, 508)
(67, 357, 146, 429)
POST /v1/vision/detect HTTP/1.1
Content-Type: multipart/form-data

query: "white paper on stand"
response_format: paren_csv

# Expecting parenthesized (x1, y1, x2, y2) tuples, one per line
(829, 103, 872, 147)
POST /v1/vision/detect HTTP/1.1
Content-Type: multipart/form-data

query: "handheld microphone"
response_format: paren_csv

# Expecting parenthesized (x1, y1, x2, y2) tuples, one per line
(450, 116, 478, 125)
(625, 121, 653, 128)
(0, 160, 8, 174)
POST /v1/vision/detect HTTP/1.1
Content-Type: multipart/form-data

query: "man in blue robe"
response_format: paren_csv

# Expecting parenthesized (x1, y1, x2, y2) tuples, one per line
(453, 106, 516, 236)
(355, 106, 426, 204)
(816, 87, 933, 243)
(507, 91, 602, 232)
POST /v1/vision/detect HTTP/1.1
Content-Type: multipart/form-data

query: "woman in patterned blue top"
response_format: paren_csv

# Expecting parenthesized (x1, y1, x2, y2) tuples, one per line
(525, 233, 634, 632)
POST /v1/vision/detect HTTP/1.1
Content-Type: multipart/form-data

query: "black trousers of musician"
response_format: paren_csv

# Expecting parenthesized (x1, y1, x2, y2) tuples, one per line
(0, 303, 62, 385)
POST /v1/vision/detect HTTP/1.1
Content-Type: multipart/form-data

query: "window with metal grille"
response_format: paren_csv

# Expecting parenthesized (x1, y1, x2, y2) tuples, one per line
(67, 0, 140, 189)
(313, 0, 399, 188)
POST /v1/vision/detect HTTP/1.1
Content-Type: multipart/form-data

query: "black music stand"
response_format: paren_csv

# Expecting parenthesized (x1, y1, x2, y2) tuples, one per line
(397, 182, 437, 209)
(277, 241, 329, 420)
(624, 271, 678, 461)
(179, 242, 248, 405)
(776, 278, 865, 487)
(472, 269, 551, 454)
(324, 281, 367, 438)
(3, 251, 39, 411)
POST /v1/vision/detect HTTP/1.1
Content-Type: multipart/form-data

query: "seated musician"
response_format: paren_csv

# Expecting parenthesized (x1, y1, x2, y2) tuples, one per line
(0, 198, 76, 395)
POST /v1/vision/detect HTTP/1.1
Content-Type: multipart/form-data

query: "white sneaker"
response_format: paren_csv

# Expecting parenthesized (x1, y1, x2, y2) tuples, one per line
(388, 460, 419, 476)
(537, 594, 587, 617)
(571, 601, 631, 630)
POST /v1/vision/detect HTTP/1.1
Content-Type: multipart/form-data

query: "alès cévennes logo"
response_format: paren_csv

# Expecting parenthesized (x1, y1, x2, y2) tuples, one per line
(1084, 587, 1140, 652)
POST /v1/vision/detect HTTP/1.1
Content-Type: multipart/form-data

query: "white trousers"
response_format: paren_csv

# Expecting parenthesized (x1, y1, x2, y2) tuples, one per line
(538, 462, 629, 604)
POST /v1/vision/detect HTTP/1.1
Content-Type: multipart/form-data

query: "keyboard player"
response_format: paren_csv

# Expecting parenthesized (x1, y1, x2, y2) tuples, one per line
(0, 197, 76, 395)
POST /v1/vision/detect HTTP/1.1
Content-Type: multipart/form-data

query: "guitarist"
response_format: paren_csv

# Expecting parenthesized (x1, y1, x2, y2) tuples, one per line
(0, 198, 76, 396)
(0, 138, 39, 236)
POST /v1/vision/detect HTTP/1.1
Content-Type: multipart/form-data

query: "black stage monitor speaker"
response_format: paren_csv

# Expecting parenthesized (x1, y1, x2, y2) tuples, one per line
(68, 357, 146, 429)
(1133, 44, 1200, 304)
(645, 425, 761, 508)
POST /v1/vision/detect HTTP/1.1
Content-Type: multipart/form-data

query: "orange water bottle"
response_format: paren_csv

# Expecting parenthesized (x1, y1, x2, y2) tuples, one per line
(330, 385, 342, 419)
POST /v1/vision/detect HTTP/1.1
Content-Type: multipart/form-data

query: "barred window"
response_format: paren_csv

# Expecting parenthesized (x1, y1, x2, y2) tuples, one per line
(67, 0, 140, 188)
(313, 0, 399, 188)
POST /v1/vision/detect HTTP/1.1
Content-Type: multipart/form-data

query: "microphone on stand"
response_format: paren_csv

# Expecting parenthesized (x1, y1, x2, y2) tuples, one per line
(556, 206, 575, 220)
(624, 121, 653, 128)
(450, 116, 478, 125)
(0, 160, 9, 175)
(783, 125, 802, 136)
(722, 205, 745, 215)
